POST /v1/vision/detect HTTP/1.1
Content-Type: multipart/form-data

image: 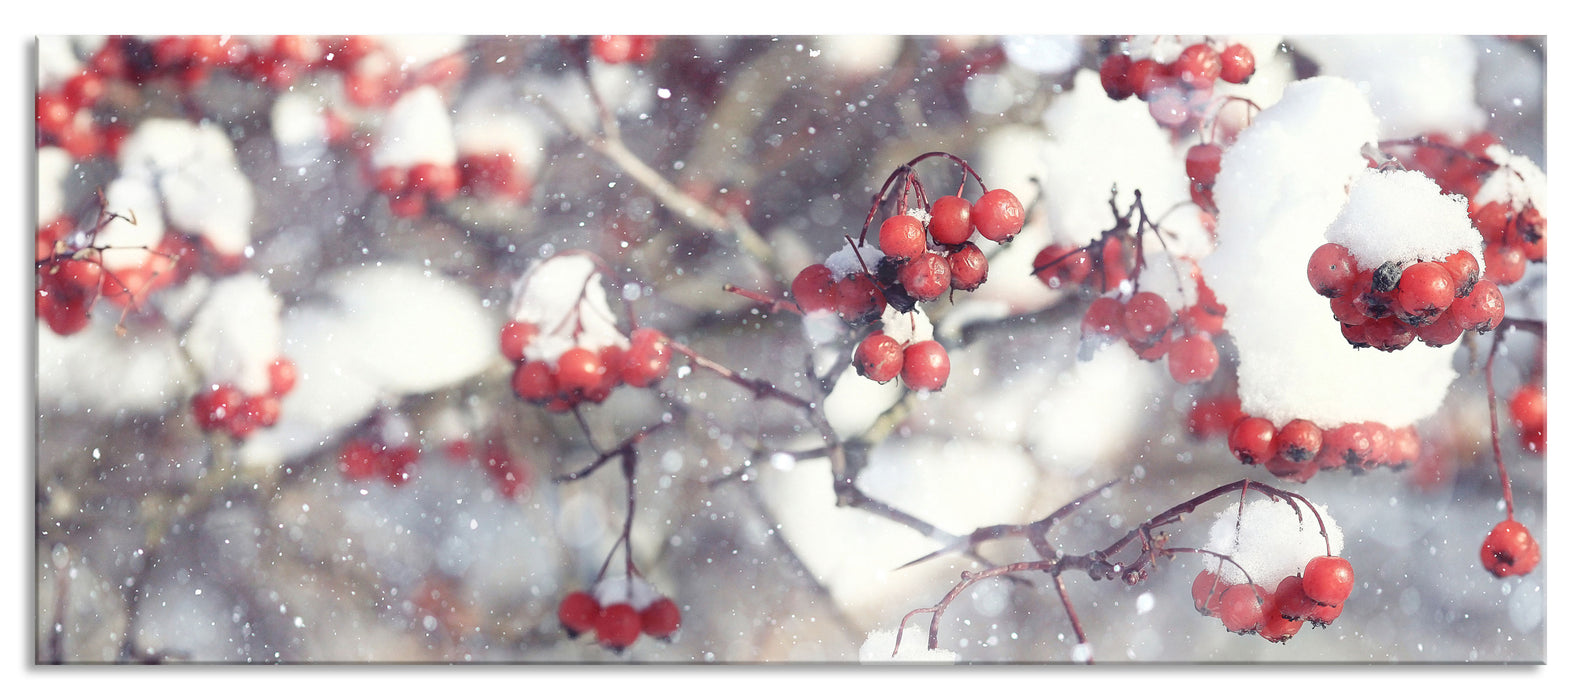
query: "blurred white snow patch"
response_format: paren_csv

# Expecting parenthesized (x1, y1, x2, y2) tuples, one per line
(1475, 146, 1547, 212)
(270, 91, 330, 168)
(963, 72, 1015, 116)
(823, 365, 904, 439)
(1001, 36, 1082, 74)
(823, 241, 884, 278)
(1024, 342, 1153, 472)
(38, 147, 72, 225)
(186, 275, 283, 396)
(815, 35, 903, 78)
(1290, 36, 1485, 140)
(37, 319, 189, 414)
(509, 253, 629, 361)
(322, 265, 496, 393)
(37, 36, 81, 88)
(800, 310, 846, 346)
(586, 63, 657, 117)
(1201, 498, 1343, 589)
(859, 625, 958, 663)
(380, 35, 465, 67)
(1039, 71, 1207, 252)
(118, 119, 255, 256)
(95, 177, 165, 270)
(974, 125, 1044, 218)
(1326, 168, 1482, 269)
(373, 86, 458, 169)
(879, 307, 934, 346)
(454, 79, 547, 171)
(1206, 77, 1456, 428)
(858, 437, 1037, 534)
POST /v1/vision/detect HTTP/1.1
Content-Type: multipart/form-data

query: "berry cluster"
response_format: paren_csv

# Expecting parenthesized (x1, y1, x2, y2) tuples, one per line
(1308, 243, 1503, 351)
(457, 152, 532, 203)
(1098, 40, 1257, 130)
(375, 161, 462, 219)
(1032, 234, 1132, 295)
(1470, 195, 1547, 284)
(1480, 519, 1541, 578)
(1400, 131, 1501, 199)
(1192, 555, 1353, 643)
(790, 153, 1026, 393)
(558, 577, 680, 652)
(1507, 383, 1546, 454)
(35, 257, 102, 336)
(588, 35, 660, 64)
(338, 435, 421, 486)
(1078, 274, 1227, 385)
(1227, 414, 1420, 482)
(191, 357, 298, 440)
(505, 322, 671, 412)
(35, 67, 118, 160)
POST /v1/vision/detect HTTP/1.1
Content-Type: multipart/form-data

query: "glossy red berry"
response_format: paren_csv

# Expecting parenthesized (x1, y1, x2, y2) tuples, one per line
(1099, 54, 1133, 100)
(1415, 309, 1465, 347)
(1322, 424, 1371, 468)
(622, 327, 672, 388)
(1395, 261, 1454, 323)
(1191, 570, 1229, 615)
(970, 189, 1025, 243)
(946, 243, 988, 291)
(1441, 250, 1480, 297)
(1186, 395, 1242, 440)
(192, 385, 245, 433)
(1260, 600, 1305, 643)
(640, 597, 681, 639)
(1508, 384, 1545, 435)
(594, 603, 642, 651)
(928, 195, 975, 246)
(558, 590, 599, 635)
(1126, 58, 1169, 100)
(1301, 556, 1354, 607)
(1174, 44, 1221, 89)
(792, 264, 837, 313)
(1472, 201, 1511, 244)
(1513, 207, 1546, 261)
(1307, 243, 1359, 299)
(833, 275, 885, 324)
(243, 395, 281, 429)
(512, 360, 557, 403)
(1480, 520, 1540, 578)
(1308, 598, 1344, 627)
(499, 321, 537, 363)
(556, 348, 606, 394)
(1228, 416, 1277, 465)
(1362, 315, 1415, 352)
(1033, 244, 1091, 289)
(1122, 292, 1173, 345)
(878, 214, 927, 260)
(1218, 44, 1256, 84)
(1482, 245, 1526, 286)
(853, 332, 904, 383)
(1081, 296, 1126, 339)
(900, 340, 950, 392)
(1449, 280, 1504, 333)
(1218, 584, 1264, 634)
(1273, 419, 1323, 463)
(900, 252, 951, 302)
(1166, 332, 1219, 384)
(1273, 575, 1318, 622)
(1185, 143, 1222, 188)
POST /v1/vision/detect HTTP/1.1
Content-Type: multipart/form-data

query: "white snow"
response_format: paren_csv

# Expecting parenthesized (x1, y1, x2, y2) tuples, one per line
(37, 319, 191, 414)
(1474, 146, 1548, 213)
(1201, 497, 1344, 590)
(592, 575, 661, 610)
(1290, 36, 1486, 140)
(372, 86, 458, 170)
(36, 36, 81, 89)
(1325, 168, 1483, 269)
(859, 624, 959, 663)
(823, 241, 885, 278)
(815, 35, 904, 78)
(380, 35, 466, 68)
(1204, 77, 1458, 429)
(185, 275, 283, 396)
(508, 253, 630, 362)
(94, 177, 166, 271)
(454, 78, 547, 171)
(270, 91, 331, 168)
(1000, 36, 1083, 75)
(117, 119, 255, 256)
(37, 146, 72, 226)
(878, 307, 934, 347)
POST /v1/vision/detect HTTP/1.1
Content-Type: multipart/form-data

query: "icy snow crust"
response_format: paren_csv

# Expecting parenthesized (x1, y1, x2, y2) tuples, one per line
(1325, 168, 1484, 271)
(1201, 498, 1343, 589)
(1204, 77, 1458, 429)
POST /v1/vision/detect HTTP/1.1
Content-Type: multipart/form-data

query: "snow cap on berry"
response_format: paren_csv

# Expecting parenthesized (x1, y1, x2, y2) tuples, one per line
(454, 77, 548, 172)
(824, 241, 885, 279)
(186, 275, 285, 397)
(1325, 168, 1483, 271)
(373, 86, 459, 170)
(879, 306, 935, 347)
(592, 575, 662, 611)
(508, 253, 630, 363)
(1202, 498, 1343, 590)
(1473, 146, 1547, 214)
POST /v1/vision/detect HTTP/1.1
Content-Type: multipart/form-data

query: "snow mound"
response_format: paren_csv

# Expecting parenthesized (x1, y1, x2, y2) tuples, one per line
(1326, 168, 1483, 269)
(117, 119, 255, 256)
(1290, 36, 1485, 140)
(1201, 497, 1343, 590)
(95, 177, 166, 271)
(1475, 146, 1547, 212)
(185, 275, 283, 396)
(373, 86, 458, 170)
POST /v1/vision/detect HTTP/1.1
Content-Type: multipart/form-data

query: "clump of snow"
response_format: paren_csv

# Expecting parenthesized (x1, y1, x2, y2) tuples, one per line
(373, 86, 458, 170)
(1474, 146, 1547, 212)
(37, 36, 81, 88)
(822, 365, 903, 440)
(1201, 497, 1343, 590)
(508, 253, 630, 363)
(94, 177, 166, 270)
(117, 119, 255, 256)
(592, 575, 661, 611)
(454, 78, 547, 170)
(1326, 168, 1483, 269)
(37, 319, 190, 413)
(38, 146, 72, 226)
(1290, 36, 1485, 140)
(879, 307, 934, 346)
(815, 35, 904, 78)
(823, 241, 884, 278)
(859, 625, 958, 663)
(1000, 35, 1082, 74)
(185, 276, 283, 396)
(1204, 77, 1458, 429)
(1135, 250, 1199, 311)
(270, 91, 331, 168)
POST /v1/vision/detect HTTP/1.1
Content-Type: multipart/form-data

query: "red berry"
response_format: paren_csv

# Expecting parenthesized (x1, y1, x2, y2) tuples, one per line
(1415, 307, 1465, 347)
(1480, 520, 1540, 577)
(1449, 280, 1504, 333)
(558, 591, 599, 635)
(1126, 58, 1169, 100)
(1264, 455, 1320, 483)
(1166, 332, 1219, 384)
(900, 340, 950, 392)
(900, 252, 951, 302)
(1390, 426, 1421, 468)
(852, 332, 904, 383)
(1307, 243, 1359, 299)
(1513, 207, 1546, 261)
(1259, 602, 1304, 643)
(338, 439, 382, 480)
(1301, 556, 1353, 607)
(1441, 250, 1481, 298)
(970, 189, 1025, 243)
(834, 274, 885, 324)
(1330, 294, 1369, 327)
(1323, 424, 1371, 468)
(1219, 44, 1256, 84)
(622, 327, 672, 388)
(1472, 201, 1512, 244)
(556, 347, 606, 394)
(1122, 291, 1173, 345)
(1185, 143, 1222, 187)
(411, 162, 460, 201)
(792, 264, 837, 313)
(243, 395, 281, 429)
(1482, 245, 1526, 286)
(1033, 244, 1091, 289)
(1508, 383, 1545, 437)
(1362, 315, 1415, 352)
(1186, 395, 1242, 440)
(63, 73, 105, 111)
(1228, 416, 1277, 465)
(1191, 570, 1229, 615)
(1098, 236, 1128, 292)
(192, 384, 245, 433)
(499, 321, 537, 363)
(640, 597, 681, 639)
(1273, 419, 1323, 463)
(928, 195, 975, 246)
(388, 192, 427, 219)
(1099, 54, 1134, 100)
(1218, 584, 1264, 634)
(1307, 598, 1344, 627)
(374, 166, 408, 195)
(1395, 261, 1454, 323)
(512, 360, 557, 403)
(1273, 575, 1318, 622)
(383, 445, 419, 485)
(947, 242, 989, 291)
(878, 214, 927, 260)
(594, 603, 642, 651)
(1081, 297, 1126, 339)
(268, 357, 298, 397)
(1174, 44, 1222, 89)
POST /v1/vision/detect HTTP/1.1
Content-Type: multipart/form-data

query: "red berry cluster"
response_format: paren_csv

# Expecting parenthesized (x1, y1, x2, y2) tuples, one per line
(1471, 198, 1546, 284)
(558, 585, 681, 652)
(35, 258, 102, 336)
(1401, 131, 1501, 199)
(1227, 414, 1420, 482)
(458, 152, 533, 202)
(1308, 243, 1504, 351)
(35, 68, 117, 160)
(191, 357, 298, 440)
(1098, 41, 1256, 130)
(338, 435, 421, 486)
(852, 333, 951, 392)
(1192, 555, 1353, 643)
(1079, 281, 1226, 385)
(1185, 394, 1242, 441)
(472, 438, 531, 500)
(1033, 235, 1132, 294)
(504, 322, 672, 413)
(1507, 383, 1545, 455)
(589, 35, 660, 64)
(1480, 519, 1541, 578)
(374, 162, 462, 219)
(88, 36, 251, 91)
